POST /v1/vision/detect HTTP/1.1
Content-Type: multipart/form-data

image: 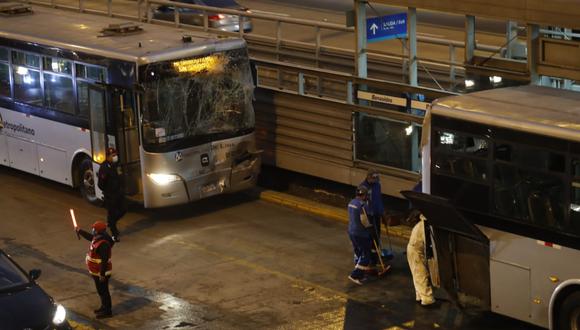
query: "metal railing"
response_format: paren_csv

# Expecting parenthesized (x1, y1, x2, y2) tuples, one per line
(26, 0, 514, 90)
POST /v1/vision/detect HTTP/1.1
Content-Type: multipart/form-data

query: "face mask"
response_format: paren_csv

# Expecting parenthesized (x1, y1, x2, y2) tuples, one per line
(112, 155, 119, 163)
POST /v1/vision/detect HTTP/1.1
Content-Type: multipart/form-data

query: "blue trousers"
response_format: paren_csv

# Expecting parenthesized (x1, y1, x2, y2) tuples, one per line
(349, 233, 372, 279)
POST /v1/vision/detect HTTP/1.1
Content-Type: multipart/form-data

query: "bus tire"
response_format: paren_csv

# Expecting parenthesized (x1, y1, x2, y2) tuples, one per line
(558, 291, 580, 330)
(78, 158, 99, 205)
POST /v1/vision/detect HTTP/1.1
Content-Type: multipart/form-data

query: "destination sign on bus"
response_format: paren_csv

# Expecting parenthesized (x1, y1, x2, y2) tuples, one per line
(172, 55, 223, 74)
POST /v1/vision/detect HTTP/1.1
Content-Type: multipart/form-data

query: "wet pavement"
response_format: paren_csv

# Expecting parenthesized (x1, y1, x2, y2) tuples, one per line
(0, 166, 541, 330)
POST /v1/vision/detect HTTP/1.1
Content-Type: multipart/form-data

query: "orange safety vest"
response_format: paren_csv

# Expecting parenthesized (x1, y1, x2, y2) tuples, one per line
(86, 237, 112, 276)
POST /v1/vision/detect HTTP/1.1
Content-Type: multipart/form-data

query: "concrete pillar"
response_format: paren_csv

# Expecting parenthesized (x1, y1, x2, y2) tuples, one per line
(527, 24, 540, 85)
(505, 21, 518, 59)
(408, 7, 417, 86)
(355, 0, 368, 78)
(465, 15, 475, 63)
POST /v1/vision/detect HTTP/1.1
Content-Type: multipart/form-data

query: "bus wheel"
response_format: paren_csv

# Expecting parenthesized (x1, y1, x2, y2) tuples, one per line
(79, 158, 98, 205)
(559, 291, 580, 330)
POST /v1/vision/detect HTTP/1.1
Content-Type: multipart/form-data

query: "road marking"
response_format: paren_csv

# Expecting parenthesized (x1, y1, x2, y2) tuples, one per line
(69, 320, 96, 330)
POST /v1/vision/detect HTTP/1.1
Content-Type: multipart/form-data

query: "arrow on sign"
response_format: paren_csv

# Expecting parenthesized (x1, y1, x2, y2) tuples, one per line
(370, 23, 378, 35)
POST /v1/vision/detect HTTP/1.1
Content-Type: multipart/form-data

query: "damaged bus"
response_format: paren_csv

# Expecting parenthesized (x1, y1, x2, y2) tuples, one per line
(405, 85, 580, 329)
(0, 4, 260, 208)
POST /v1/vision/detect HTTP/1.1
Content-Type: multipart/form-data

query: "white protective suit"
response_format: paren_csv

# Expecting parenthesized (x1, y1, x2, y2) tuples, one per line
(406, 214, 435, 305)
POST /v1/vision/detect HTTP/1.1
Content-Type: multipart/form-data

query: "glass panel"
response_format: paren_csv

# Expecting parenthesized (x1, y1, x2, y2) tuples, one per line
(434, 130, 489, 157)
(0, 253, 29, 291)
(11, 51, 39, 68)
(356, 114, 419, 171)
(75, 63, 86, 79)
(89, 88, 107, 164)
(140, 49, 255, 151)
(0, 63, 10, 98)
(44, 73, 74, 114)
(495, 142, 565, 172)
(570, 185, 580, 235)
(87, 66, 105, 82)
(43, 57, 72, 75)
(13, 67, 41, 105)
(493, 163, 565, 228)
(433, 154, 488, 181)
(77, 80, 89, 118)
(0, 48, 8, 62)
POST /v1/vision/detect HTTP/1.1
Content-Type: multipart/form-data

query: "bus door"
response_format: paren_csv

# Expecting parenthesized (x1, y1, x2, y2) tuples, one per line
(111, 88, 140, 197)
(402, 190, 491, 309)
(87, 85, 108, 199)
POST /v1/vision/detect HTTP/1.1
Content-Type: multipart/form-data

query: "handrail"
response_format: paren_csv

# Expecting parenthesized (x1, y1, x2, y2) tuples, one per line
(25, 0, 520, 89)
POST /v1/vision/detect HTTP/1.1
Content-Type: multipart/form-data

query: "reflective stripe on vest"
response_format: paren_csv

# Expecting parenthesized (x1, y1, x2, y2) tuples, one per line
(86, 238, 112, 276)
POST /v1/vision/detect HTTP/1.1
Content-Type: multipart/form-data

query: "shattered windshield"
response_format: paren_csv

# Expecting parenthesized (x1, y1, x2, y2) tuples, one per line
(140, 48, 255, 152)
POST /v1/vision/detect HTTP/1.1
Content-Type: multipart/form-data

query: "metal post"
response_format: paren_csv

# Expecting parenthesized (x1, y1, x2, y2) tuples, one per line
(354, 0, 367, 78)
(408, 7, 417, 86)
(276, 21, 282, 87)
(203, 11, 208, 31)
(465, 15, 475, 63)
(315, 26, 321, 68)
(347, 81, 353, 104)
(505, 21, 518, 58)
(401, 38, 407, 81)
(137, 0, 143, 22)
(174, 9, 180, 27)
(527, 24, 540, 85)
(79, 0, 84, 12)
(146, 0, 152, 23)
(449, 44, 456, 85)
(239, 15, 245, 37)
(298, 72, 305, 96)
(107, 0, 112, 16)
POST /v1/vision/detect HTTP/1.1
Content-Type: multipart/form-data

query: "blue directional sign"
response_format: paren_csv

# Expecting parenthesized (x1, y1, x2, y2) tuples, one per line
(366, 12, 407, 43)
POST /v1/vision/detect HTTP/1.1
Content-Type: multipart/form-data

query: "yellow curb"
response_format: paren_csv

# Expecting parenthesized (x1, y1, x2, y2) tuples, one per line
(259, 190, 411, 240)
(69, 320, 97, 330)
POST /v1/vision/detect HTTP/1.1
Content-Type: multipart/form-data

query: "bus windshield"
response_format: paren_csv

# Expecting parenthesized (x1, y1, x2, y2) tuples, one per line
(140, 48, 255, 152)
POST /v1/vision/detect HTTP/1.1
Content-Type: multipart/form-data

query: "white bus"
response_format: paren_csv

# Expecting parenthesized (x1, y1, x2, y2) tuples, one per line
(0, 4, 260, 208)
(405, 85, 580, 329)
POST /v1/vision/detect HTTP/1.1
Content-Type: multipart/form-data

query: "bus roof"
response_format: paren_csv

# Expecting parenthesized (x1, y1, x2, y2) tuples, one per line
(431, 85, 580, 143)
(0, 5, 245, 64)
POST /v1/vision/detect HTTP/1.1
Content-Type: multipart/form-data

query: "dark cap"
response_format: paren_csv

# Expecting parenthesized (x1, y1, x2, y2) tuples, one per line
(356, 185, 368, 196)
(367, 168, 380, 178)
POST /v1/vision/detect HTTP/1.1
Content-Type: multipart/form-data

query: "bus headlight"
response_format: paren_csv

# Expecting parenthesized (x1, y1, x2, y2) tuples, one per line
(147, 173, 181, 186)
(52, 304, 66, 325)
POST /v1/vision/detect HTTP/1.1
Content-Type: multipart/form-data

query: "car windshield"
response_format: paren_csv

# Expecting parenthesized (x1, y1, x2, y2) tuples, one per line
(0, 253, 29, 291)
(140, 48, 255, 152)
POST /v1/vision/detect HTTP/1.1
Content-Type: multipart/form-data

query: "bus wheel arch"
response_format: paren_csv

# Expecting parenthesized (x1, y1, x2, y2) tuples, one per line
(72, 154, 99, 205)
(554, 285, 580, 330)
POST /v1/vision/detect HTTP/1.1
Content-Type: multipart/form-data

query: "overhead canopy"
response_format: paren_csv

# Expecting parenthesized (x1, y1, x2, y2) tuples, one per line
(370, 0, 580, 29)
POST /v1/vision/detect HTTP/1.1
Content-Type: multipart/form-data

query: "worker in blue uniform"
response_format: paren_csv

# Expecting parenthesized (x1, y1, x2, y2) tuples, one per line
(347, 185, 374, 285)
(360, 168, 385, 265)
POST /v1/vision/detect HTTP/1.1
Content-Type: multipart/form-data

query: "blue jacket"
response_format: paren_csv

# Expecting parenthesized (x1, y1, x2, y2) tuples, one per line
(348, 198, 371, 237)
(360, 180, 384, 216)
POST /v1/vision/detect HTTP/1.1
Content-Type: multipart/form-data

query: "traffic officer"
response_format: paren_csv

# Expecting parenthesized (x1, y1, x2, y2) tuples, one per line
(97, 147, 125, 242)
(76, 221, 115, 318)
(360, 168, 385, 264)
(347, 185, 373, 285)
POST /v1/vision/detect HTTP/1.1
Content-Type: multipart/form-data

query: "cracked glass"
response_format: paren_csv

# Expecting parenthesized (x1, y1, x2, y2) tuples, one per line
(140, 48, 255, 152)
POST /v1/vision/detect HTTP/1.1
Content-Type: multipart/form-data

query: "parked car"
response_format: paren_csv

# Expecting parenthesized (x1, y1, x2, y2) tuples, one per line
(0, 249, 70, 330)
(153, 0, 252, 33)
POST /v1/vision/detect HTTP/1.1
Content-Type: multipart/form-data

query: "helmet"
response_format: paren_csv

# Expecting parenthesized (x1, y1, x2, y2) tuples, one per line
(355, 185, 368, 196)
(92, 221, 107, 233)
(106, 147, 117, 156)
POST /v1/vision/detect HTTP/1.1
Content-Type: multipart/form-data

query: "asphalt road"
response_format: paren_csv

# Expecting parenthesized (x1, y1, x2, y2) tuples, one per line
(0, 165, 542, 330)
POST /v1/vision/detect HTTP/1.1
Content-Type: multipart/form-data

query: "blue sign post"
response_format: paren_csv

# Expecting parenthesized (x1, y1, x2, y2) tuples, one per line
(366, 12, 407, 43)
